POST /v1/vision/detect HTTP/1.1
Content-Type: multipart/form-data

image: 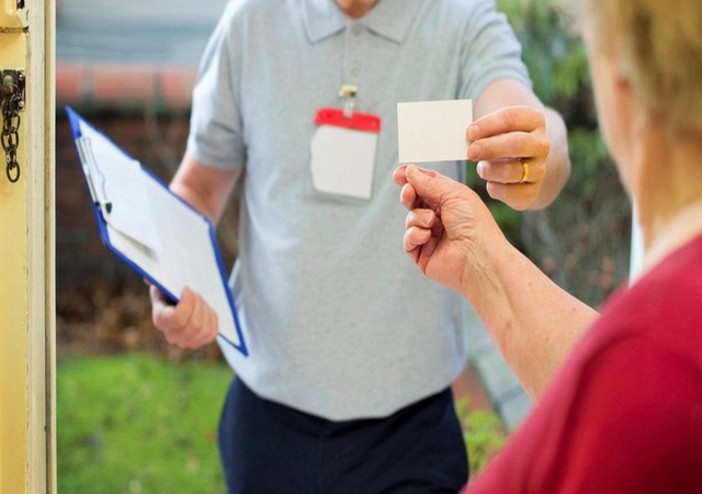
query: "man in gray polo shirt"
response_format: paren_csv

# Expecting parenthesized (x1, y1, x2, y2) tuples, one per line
(150, 0, 571, 491)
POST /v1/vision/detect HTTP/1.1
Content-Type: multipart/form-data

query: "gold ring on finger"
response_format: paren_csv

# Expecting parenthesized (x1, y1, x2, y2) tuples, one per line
(519, 158, 530, 184)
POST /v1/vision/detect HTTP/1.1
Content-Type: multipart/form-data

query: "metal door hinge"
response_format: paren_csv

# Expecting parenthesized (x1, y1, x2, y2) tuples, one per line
(1, 0, 28, 29)
(1, 70, 25, 183)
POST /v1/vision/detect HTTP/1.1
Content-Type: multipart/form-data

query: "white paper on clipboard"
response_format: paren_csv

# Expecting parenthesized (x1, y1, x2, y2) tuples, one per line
(67, 107, 248, 357)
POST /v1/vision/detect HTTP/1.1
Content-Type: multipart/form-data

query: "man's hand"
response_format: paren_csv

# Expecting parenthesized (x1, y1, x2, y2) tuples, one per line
(473, 79, 571, 210)
(150, 285, 219, 349)
(467, 105, 550, 211)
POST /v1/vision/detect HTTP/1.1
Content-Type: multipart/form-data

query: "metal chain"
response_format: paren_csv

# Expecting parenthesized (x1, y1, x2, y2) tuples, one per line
(1, 75, 23, 183)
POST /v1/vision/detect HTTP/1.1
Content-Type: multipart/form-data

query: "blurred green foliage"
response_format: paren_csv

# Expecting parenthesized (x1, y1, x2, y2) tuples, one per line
(455, 397, 506, 475)
(491, 0, 631, 307)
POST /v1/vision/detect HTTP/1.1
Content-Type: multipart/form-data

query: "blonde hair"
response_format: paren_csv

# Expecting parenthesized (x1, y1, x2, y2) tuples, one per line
(580, 0, 702, 134)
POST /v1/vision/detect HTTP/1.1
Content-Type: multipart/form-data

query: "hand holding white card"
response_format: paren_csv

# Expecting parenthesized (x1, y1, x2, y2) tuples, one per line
(397, 99, 473, 163)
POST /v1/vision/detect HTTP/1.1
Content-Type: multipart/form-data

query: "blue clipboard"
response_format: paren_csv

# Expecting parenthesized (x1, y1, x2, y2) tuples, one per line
(66, 106, 248, 357)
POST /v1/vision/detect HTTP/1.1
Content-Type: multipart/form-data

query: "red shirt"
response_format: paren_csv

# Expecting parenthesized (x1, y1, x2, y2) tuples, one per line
(465, 236, 702, 493)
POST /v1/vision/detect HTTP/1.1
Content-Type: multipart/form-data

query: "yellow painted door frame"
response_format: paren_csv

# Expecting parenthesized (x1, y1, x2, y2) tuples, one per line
(0, 1, 56, 493)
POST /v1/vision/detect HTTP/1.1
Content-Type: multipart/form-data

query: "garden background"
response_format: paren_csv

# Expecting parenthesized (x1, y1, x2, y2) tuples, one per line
(55, 0, 631, 491)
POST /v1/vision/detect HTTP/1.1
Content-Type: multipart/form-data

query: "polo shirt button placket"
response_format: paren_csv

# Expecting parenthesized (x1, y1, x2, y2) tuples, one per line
(345, 23, 363, 82)
(350, 62, 361, 77)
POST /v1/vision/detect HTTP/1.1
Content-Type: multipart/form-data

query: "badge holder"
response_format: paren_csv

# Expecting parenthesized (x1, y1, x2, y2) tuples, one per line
(309, 85, 381, 201)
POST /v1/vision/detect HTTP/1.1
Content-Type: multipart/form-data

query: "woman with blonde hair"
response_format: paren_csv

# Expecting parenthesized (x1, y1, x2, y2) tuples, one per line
(395, 0, 702, 491)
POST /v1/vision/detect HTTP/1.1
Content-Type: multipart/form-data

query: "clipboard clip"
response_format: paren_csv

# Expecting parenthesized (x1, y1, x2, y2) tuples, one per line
(338, 84, 357, 120)
(76, 136, 113, 215)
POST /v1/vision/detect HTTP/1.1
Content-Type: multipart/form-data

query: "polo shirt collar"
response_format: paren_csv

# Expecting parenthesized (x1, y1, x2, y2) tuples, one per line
(302, 0, 423, 44)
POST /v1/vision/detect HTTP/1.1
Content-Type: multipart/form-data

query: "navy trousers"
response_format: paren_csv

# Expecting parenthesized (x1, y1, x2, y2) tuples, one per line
(218, 378, 468, 493)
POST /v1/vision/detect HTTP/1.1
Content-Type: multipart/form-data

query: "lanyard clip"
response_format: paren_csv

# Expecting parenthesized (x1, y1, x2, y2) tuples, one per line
(338, 84, 358, 119)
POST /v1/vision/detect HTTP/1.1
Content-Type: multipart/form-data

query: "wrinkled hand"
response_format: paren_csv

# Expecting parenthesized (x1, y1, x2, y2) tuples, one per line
(393, 164, 505, 294)
(467, 106, 550, 211)
(150, 285, 219, 348)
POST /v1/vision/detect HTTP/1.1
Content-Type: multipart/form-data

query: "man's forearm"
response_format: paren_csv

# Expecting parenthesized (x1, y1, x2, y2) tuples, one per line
(169, 152, 240, 226)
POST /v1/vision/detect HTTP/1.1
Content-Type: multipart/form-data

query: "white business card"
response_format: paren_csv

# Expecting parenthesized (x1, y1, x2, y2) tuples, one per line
(397, 99, 473, 163)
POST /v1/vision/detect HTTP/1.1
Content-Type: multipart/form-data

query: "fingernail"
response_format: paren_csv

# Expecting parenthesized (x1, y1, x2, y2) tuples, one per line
(476, 161, 485, 177)
(468, 143, 481, 160)
(468, 124, 479, 140)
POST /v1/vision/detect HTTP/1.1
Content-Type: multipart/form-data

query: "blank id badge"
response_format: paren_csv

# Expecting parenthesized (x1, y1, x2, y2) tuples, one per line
(310, 108, 381, 200)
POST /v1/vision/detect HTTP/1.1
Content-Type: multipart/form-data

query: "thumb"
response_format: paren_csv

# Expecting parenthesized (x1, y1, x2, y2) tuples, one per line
(406, 164, 456, 206)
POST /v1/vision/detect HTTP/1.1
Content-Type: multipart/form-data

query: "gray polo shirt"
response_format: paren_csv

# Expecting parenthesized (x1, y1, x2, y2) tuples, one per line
(188, 0, 530, 420)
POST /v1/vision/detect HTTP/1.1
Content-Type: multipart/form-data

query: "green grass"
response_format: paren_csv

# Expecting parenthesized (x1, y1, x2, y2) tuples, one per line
(57, 353, 506, 492)
(57, 353, 233, 494)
